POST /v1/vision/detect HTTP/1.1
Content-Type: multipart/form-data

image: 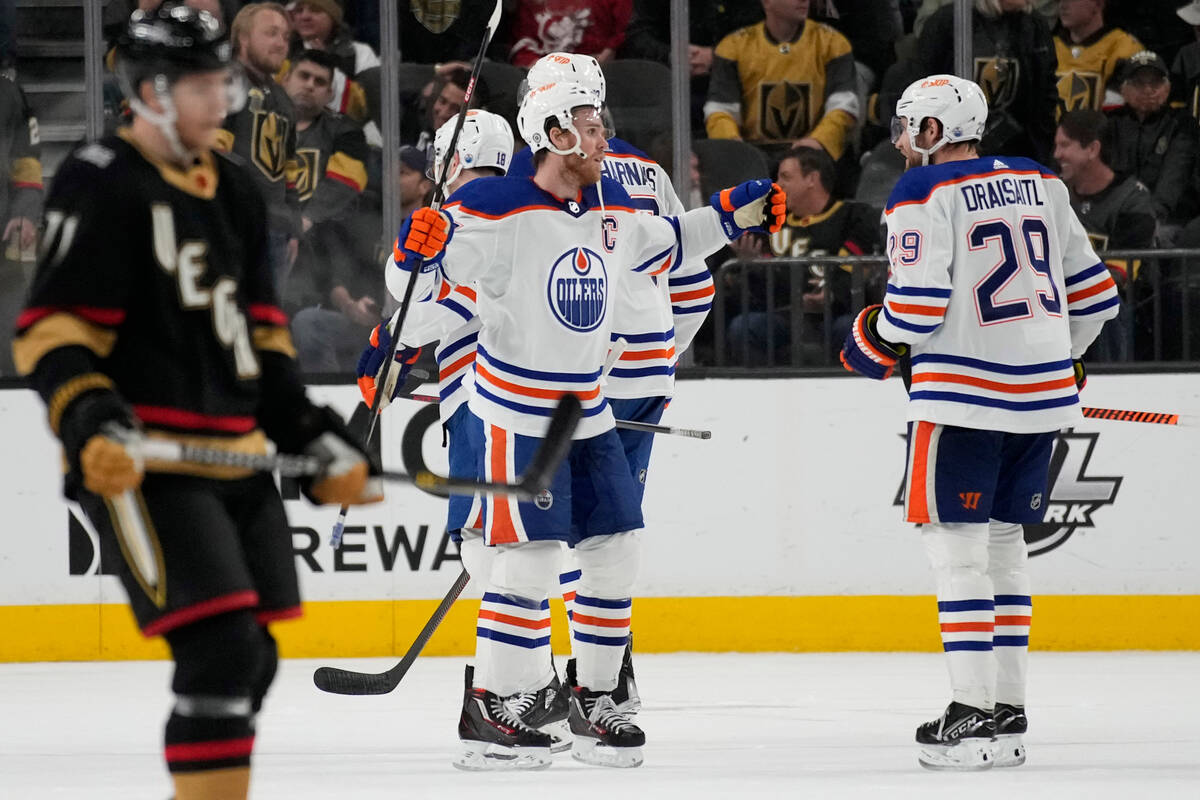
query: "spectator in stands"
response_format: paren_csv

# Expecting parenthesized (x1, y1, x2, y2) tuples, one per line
(0, 69, 42, 374)
(1171, 1, 1200, 122)
(399, 2, 501, 64)
(282, 50, 367, 235)
(885, 0, 1058, 163)
(725, 147, 881, 365)
(1054, 110, 1158, 361)
(1107, 50, 1197, 224)
(812, 0, 903, 93)
(705, 1, 860, 161)
(1108, 0, 1194, 67)
(289, 144, 427, 372)
(508, 0, 633, 68)
(0, 0, 14, 72)
(623, 0, 764, 127)
(1054, 0, 1143, 114)
(219, 2, 301, 291)
(912, 0, 1057, 34)
(286, 0, 380, 125)
(400, 65, 489, 150)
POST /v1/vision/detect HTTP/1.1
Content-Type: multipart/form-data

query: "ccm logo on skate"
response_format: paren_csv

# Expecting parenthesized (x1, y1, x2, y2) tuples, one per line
(547, 247, 607, 332)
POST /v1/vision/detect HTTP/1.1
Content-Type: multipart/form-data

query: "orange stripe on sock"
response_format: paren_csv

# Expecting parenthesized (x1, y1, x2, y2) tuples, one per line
(478, 610, 551, 630)
(994, 615, 1031, 626)
(940, 622, 995, 633)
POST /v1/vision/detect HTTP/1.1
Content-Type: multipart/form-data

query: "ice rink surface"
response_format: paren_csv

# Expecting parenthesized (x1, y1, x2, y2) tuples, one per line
(2, 652, 1197, 799)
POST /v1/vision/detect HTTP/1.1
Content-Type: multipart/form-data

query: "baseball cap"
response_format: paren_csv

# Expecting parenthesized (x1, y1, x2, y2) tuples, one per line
(398, 145, 427, 173)
(1178, 1, 1200, 26)
(1118, 50, 1169, 82)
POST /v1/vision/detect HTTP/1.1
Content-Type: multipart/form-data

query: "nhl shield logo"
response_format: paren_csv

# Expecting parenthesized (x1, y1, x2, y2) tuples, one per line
(547, 247, 607, 332)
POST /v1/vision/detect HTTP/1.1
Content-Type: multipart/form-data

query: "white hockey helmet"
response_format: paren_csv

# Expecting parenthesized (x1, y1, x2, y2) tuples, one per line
(893, 74, 988, 164)
(517, 80, 603, 157)
(430, 109, 515, 186)
(523, 52, 606, 102)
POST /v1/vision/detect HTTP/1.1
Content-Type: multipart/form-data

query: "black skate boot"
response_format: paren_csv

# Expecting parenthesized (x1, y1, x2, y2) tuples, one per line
(915, 701, 997, 771)
(567, 677, 645, 768)
(510, 662, 572, 753)
(993, 703, 1027, 767)
(565, 635, 640, 715)
(453, 664, 553, 771)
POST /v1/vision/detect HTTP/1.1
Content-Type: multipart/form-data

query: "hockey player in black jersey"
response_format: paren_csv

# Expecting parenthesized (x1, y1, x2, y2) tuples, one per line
(12, 5, 380, 799)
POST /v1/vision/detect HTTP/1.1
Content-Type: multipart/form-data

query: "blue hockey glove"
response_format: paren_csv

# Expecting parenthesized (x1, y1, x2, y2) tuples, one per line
(356, 321, 422, 408)
(710, 179, 787, 238)
(840, 304, 907, 380)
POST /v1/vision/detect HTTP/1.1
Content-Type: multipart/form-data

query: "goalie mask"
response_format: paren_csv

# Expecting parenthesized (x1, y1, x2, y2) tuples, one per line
(517, 81, 603, 158)
(429, 109, 515, 187)
(892, 74, 988, 165)
(114, 2, 245, 161)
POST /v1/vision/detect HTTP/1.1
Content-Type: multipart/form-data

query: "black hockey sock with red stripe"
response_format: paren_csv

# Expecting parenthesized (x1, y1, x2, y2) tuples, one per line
(165, 703, 255, 773)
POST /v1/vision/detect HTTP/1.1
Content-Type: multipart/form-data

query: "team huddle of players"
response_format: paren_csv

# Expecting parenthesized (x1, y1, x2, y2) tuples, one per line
(15, 3, 1121, 796)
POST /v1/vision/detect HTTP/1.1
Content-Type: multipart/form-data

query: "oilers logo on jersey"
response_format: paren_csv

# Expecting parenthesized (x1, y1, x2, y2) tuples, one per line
(548, 246, 607, 332)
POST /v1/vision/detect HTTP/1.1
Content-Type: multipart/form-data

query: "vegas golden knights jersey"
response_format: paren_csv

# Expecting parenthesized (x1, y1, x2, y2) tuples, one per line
(1054, 25, 1143, 114)
(1070, 173, 1157, 283)
(705, 20, 858, 157)
(295, 111, 368, 224)
(14, 131, 323, 494)
(215, 76, 301, 236)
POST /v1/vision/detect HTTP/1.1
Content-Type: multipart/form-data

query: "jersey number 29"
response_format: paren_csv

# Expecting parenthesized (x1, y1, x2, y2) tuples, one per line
(969, 217, 1062, 325)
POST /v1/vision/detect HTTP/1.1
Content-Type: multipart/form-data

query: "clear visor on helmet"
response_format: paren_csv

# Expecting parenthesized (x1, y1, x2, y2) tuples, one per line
(889, 115, 906, 145)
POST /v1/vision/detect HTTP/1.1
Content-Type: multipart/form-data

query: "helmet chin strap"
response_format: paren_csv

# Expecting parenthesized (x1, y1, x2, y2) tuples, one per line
(544, 115, 587, 160)
(128, 74, 197, 164)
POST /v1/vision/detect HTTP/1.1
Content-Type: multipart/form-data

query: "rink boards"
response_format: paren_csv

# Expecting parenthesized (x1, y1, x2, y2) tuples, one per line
(1, 375, 1197, 661)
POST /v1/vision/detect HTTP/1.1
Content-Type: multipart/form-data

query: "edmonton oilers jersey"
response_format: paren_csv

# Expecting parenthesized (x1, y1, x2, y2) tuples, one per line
(387, 175, 730, 440)
(394, 281, 481, 423)
(510, 139, 714, 400)
(880, 156, 1119, 433)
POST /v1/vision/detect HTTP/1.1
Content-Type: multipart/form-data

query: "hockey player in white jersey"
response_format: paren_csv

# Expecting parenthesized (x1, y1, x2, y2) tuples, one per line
(389, 80, 784, 770)
(357, 110, 578, 749)
(509, 52, 715, 712)
(840, 75, 1119, 771)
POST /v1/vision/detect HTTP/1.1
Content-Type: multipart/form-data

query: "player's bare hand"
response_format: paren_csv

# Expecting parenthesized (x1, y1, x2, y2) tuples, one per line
(80, 433, 144, 498)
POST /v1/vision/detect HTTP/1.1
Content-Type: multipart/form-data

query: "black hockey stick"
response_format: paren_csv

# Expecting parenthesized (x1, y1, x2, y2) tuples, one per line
(330, 0, 503, 546)
(313, 568, 472, 695)
(404, 393, 713, 440)
(131, 394, 581, 500)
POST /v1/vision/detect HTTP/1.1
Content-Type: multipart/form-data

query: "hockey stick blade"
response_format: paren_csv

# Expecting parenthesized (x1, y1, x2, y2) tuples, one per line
(313, 569, 471, 695)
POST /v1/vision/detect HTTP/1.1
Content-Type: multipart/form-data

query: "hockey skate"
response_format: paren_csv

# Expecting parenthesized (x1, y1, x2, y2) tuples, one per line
(568, 681, 645, 768)
(565, 636, 640, 715)
(993, 702, 1027, 767)
(510, 664, 572, 753)
(453, 665, 553, 771)
(915, 701, 997, 771)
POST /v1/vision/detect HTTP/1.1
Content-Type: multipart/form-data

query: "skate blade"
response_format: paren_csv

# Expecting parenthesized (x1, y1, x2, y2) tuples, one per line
(918, 738, 995, 771)
(571, 739, 644, 768)
(452, 743, 552, 772)
(539, 719, 573, 754)
(994, 734, 1026, 767)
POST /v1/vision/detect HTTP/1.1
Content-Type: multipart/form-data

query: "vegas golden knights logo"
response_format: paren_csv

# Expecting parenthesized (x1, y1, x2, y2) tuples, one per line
(758, 81, 811, 141)
(1057, 70, 1102, 113)
(974, 57, 1020, 111)
(295, 148, 319, 202)
(248, 89, 291, 181)
(412, 0, 460, 34)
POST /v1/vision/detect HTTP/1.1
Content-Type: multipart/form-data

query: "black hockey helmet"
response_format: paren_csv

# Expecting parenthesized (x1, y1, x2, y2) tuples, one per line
(114, 2, 231, 85)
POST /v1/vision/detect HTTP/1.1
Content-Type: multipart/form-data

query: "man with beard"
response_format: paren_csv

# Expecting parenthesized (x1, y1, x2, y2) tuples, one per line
(386, 81, 784, 770)
(217, 2, 301, 290)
